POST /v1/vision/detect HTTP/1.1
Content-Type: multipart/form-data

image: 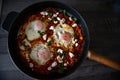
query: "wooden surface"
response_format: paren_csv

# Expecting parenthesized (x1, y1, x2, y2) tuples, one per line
(0, 0, 120, 80)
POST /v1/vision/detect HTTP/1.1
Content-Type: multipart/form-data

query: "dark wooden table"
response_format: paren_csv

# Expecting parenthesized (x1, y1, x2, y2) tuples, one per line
(0, 0, 120, 80)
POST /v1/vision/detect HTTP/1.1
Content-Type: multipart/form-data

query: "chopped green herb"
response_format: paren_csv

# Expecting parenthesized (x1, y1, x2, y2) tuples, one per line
(21, 41, 26, 46)
(58, 62, 64, 73)
(63, 51, 67, 59)
(27, 48, 31, 53)
(74, 32, 77, 37)
(53, 17, 57, 21)
(58, 68, 64, 73)
(58, 52, 61, 54)
(48, 12, 52, 16)
(47, 40, 52, 46)
(38, 31, 45, 36)
(63, 9, 67, 15)
(58, 9, 63, 12)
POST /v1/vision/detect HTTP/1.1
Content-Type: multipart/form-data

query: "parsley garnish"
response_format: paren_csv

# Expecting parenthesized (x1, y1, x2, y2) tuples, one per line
(47, 40, 52, 46)
(63, 9, 67, 15)
(21, 41, 26, 46)
(58, 9, 63, 13)
(48, 12, 52, 16)
(58, 62, 64, 73)
(27, 48, 31, 53)
(53, 17, 57, 21)
(38, 31, 45, 36)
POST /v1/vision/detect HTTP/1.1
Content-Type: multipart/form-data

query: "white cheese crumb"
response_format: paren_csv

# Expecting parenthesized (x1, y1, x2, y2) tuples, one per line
(40, 12, 44, 15)
(53, 14, 57, 17)
(54, 21, 58, 24)
(40, 11, 48, 15)
(57, 49, 63, 54)
(47, 66, 52, 71)
(75, 43, 78, 47)
(64, 63, 67, 66)
(56, 12, 59, 15)
(44, 12, 48, 15)
(69, 52, 74, 58)
(57, 55, 63, 63)
(69, 17, 72, 21)
(60, 18, 65, 23)
(19, 45, 25, 50)
(72, 23, 77, 27)
(51, 61, 57, 67)
(29, 63, 34, 68)
(49, 26, 54, 30)
(48, 17, 52, 20)
(57, 17, 61, 21)
(42, 34, 47, 40)
(74, 39, 78, 42)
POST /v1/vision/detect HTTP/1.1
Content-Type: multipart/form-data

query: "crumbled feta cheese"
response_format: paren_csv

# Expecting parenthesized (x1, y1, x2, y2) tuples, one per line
(54, 21, 58, 24)
(69, 52, 74, 58)
(40, 12, 44, 15)
(49, 26, 54, 30)
(60, 18, 65, 23)
(75, 43, 78, 47)
(69, 17, 72, 21)
(19, 45, 25, 50)
(23, 39, 31, 47)
(40, 11, 48, 15)
(44, 12, 48, 15)
(57, 17, 61, 21)
(53, 14, 57, 17)
(42, 34, 47, 40)
(74, 39, 78, 42)
(48, 66, 52, 71)
(64, 63, 67, 66)
(72, 23, 77, 27)
(57, 49, 63, 54)
(48, 17, 52, 20)
(51, 61, 57, 67)
(56, 12, 59, 15)
(57, 55, 63, 63)
(29, 63, 33, 68)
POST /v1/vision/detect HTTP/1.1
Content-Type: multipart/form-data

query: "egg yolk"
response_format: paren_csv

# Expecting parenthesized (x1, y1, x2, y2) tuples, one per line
(61, 31, 72, 43)
(37, 49, 51, 61)
(34, 20, 46, 32)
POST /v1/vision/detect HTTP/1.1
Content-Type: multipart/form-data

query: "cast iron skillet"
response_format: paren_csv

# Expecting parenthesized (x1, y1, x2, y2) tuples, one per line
(3, 1, 120, 80)
(4, 1, 89, 79)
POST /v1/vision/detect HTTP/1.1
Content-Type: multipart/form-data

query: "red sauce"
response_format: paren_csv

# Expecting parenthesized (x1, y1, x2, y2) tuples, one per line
(17, 8, 84, 75)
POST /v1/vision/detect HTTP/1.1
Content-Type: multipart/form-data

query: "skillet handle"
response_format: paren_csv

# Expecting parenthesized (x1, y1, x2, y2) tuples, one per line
(87, 50, 120, 71)
(2, 11, 18, 32)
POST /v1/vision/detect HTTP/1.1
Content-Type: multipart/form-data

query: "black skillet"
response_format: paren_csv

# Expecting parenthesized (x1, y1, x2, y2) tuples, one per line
(2, 1, 120, 80)
(2, 1, 89, 79)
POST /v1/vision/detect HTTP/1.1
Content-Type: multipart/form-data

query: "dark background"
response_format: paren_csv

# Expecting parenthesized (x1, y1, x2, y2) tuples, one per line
(0, 0, 120, 80)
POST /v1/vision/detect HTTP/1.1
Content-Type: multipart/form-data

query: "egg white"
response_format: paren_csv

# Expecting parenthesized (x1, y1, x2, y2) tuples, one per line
(53, 23, 74, 47)
(25, 20, 46, 41)
(30, 44, 52, 65)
